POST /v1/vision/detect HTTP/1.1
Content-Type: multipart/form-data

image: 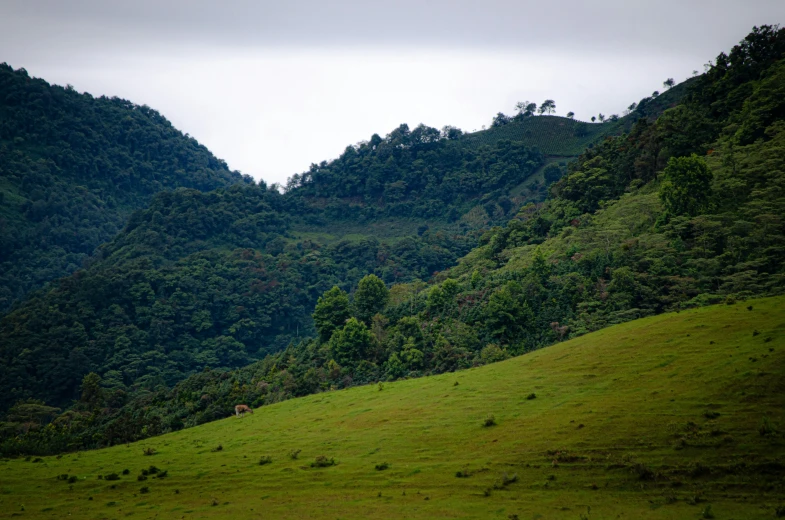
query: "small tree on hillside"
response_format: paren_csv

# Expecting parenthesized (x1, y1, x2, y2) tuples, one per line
(353, 274, 389, 324)
(328, 317, 374, 365)
(313, 286, 351, 342)
(515, 101, 537, 118)
(591, 116, 596, 123)
(491, 112, 512, 127)
(598, 113, 605, 123)
(80, 372, 104, 410)
(663, 78, 675, 90)
(659, 154, 713, 216)
(538, 99, 556, 115)
(566, 111, 575, 119)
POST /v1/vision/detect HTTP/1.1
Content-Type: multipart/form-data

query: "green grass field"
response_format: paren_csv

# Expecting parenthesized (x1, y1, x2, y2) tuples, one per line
(3, 297, 784, 519)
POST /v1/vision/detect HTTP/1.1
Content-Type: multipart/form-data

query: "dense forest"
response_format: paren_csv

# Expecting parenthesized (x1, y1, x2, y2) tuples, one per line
(0, 182, 479, 412)
(285, 125, 544, 224)
(1, 25, 783, 456)
(0, 63, 251, 311)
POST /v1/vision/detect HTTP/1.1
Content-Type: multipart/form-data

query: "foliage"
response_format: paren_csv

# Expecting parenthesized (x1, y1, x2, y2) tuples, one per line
(352, 274, 389, 324)
(313, 286, 352, 342)
(658, 154, 713, 216)
(0, 183, 476, 412)
(286, 124, 544, 222)
(0, 63, 249, 311)
(328, 318, 375, 366)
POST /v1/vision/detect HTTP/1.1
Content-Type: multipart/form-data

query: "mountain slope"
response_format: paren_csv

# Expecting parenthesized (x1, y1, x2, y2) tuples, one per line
(0, 182, 477, 412)
(2, 297, 783, 519)
(461, 79, 692, 156)
(0, 63, 250, 311)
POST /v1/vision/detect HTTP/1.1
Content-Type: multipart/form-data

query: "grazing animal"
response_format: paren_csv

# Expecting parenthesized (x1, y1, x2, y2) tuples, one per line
(235, 404, 253, 417)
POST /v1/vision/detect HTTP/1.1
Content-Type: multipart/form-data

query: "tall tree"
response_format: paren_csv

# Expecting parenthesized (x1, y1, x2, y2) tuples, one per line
(658, 154, 713, 216)
(663, 78, 675, 89)
(515, 101, 537, 117)
(353, 274, 389, 324)
(79, 373, 104, 410)
(313, 286, 352, 342)
(538, 99, 556, 115)
(491, 112, 512, 127)
(328, 318, 374, 366)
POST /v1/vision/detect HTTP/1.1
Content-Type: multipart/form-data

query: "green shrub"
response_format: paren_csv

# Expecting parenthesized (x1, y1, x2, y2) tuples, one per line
(155, 470, 168, 478)
(104, 473, 120, 481)
(212, 445, 223, 452)
(483, 414, 497, 427)
(137, 475, 147, 481)
(289, 449, 301, 460)
(122, 469, 130, 475)
(493, 472, 518, 489)
(68, 476, 77, 484)
(140, 486, 149, 494)
(143, 447, 156, 456)
(526, 393, 537, 400)
(258, 456, 272, 466)
(311, 456, 336, 468)
(374, 462, 389, 471)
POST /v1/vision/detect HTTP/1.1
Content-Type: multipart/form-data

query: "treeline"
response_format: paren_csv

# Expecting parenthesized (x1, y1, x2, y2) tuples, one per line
(0, 63, 251, 311)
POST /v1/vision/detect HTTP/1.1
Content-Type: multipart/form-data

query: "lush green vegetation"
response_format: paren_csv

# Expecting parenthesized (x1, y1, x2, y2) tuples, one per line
(1, 297, 782, 518)
(0, 84, 572, 420)
(0, 63, 250, 311)
(0, 183, 477, 414)
(1, 25, 783, 460)
(285, 125, 544, 223)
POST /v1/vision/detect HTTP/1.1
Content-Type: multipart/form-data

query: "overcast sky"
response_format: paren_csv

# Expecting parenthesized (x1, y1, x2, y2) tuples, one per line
(1, 1, 782, 185)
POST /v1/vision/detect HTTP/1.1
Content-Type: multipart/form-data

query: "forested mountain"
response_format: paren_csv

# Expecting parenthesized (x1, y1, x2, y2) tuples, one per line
(0, 63, 251, 311)
(0, 181, 478, 412)
(285, 125, 543, 223)
(2, 25, 782, 455)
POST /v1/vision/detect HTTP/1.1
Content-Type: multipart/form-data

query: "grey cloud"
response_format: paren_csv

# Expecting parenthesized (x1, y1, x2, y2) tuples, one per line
(2, 0, 783, 60)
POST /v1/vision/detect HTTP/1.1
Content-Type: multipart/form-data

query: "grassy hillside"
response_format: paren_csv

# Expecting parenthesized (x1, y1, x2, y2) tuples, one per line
(461, 79, 692, 157)
(462, 115, 613, 156)
(2, 297, 783, 519)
